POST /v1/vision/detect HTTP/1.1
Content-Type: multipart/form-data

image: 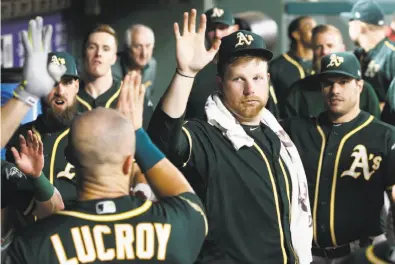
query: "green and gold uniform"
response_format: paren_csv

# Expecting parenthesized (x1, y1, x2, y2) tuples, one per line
(285, 75, 381, 119)
(77, 79, 153, 129)
(269, 51, 314, 117)
(283, 111, 395, 258)
(5, 115, 76, 227)
(354, 39, 395, 102)
(4, 192, 207, 263)
(148, 107, 297, 263)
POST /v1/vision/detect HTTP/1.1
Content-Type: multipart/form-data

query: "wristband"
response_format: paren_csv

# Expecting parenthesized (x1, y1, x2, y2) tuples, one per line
(30, 172, 55, 202)
(175, 68, 195, 79)
(135, 128, 165, 173)
(13, 81, 38, 107)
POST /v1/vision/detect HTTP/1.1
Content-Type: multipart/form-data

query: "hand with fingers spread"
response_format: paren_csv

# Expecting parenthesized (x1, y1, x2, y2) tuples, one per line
(116, 71, 147, 130)
(174, 9, 221, 77)
(11, 130, 44, 178)
(14, 16, 66, 107)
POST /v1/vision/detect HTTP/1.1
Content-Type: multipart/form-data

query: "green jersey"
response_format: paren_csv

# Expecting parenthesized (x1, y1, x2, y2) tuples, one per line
(148, 108, 297, 263)
(77, 78, 153, 129)
(4, 192, 207, 263)
(5, 115, 76, 228)
(269, 51, 314, 117)
(355, 38, 395, 101)
(283, 111, 395, 248)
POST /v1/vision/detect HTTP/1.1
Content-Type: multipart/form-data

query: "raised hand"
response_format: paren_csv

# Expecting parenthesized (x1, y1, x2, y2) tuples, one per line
(11, 130, 44, 178)
(116, 71, 146, 130)
(174, 9, 221, 76)
(14, 17, 66, 106)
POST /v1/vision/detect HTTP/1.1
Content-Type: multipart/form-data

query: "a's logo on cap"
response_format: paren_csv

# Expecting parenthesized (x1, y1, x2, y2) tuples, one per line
(378, 20, 384, 25)
(354, 12, 361, 18)
(51, 55, 66, 65)
(211, 7, 224, 18)
(327, 54, 344, 68)
(235, 32, 254, 47)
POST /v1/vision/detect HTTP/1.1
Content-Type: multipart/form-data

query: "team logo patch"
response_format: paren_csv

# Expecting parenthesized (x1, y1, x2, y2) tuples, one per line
(341, 144, 382, 181)
(365, 60, 380, 78)
(211, 7, 224, 18)
(51, 55, 66, 66)
(96, 201, 116, 214)
(4, 166, 26, 180)
(235, 32, 254, 47)
(326, 54, 344, 68)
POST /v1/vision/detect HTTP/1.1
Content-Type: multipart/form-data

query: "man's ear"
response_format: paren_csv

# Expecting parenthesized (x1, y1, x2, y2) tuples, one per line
(357, 79, 364, 93)
(75, 79, 80, 93)
(292, 30, 300, 41)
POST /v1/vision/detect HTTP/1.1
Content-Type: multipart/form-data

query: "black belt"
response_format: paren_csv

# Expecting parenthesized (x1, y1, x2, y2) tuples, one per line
(312, 238, 373, 259)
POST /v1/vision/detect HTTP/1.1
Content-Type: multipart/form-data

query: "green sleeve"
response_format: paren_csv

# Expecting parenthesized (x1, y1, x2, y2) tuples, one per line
(160, 192, 207, 263)
(360, 81, 381, 119)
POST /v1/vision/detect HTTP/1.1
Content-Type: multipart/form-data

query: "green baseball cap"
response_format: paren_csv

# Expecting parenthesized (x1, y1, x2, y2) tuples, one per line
(317, 52, 362, 80)
(205, 7, 235, 27)
(217, 30, 273, 68)
(341, 0, 385, 26)
(48, 52, 79, 79)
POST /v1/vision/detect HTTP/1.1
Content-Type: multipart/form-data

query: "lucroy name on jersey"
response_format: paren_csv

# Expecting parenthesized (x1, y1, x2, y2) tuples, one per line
(50, 223, 171, 263)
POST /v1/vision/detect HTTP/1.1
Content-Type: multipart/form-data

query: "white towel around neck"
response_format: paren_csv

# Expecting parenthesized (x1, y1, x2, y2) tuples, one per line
(205, 93, 313, 263)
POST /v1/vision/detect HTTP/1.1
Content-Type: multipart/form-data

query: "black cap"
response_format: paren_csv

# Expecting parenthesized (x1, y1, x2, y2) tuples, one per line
(317, 52, 362, 80)
(48, 52, 79, 79)
(341, 0, 385, 26)
(218, 30, 273, 68)
(205, 7, 235, 27)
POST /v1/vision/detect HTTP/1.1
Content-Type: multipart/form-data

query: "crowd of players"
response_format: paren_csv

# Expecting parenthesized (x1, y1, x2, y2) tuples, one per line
(1, 0, 395, 263)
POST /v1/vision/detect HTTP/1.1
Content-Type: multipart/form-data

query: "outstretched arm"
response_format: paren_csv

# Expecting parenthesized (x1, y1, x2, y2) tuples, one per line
(11, 130, 64, 218)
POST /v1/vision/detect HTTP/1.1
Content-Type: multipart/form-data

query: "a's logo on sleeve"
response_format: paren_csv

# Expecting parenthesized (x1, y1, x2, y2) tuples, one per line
(235, 32, 254, 47)
(326, 54, 344, 68)
(211, 7, 224, 18)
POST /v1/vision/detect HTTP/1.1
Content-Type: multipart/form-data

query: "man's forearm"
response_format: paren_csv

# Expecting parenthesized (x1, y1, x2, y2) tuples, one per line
(1, 98, 31, 148)
(161, 72, 195, 118)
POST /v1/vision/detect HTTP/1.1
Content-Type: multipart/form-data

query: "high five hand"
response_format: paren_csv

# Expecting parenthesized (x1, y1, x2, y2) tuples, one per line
(173, 9, 221, 77)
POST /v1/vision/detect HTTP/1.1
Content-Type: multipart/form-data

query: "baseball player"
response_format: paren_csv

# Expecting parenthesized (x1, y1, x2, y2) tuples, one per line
(148, 9, 313, 263)
(5, 51, 80, 230)
(185, 7, 279, 120)
(4, 74, 207, 263)
(343, 0, 395, 108)
(285, 24, 381, 119)
(283, 52, 395, 263)
(77, 24, 154, 129)
(6, 52, 79, 190)
(269, 16, 317, 118)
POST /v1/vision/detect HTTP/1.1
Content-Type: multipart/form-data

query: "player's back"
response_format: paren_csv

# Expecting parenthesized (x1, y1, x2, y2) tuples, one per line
(4, 193, 207, 264)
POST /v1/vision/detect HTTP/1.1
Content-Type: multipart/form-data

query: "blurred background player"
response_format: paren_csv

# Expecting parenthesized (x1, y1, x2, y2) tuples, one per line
(285, 24, 380, 119)
(269, 16, 317, 118)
